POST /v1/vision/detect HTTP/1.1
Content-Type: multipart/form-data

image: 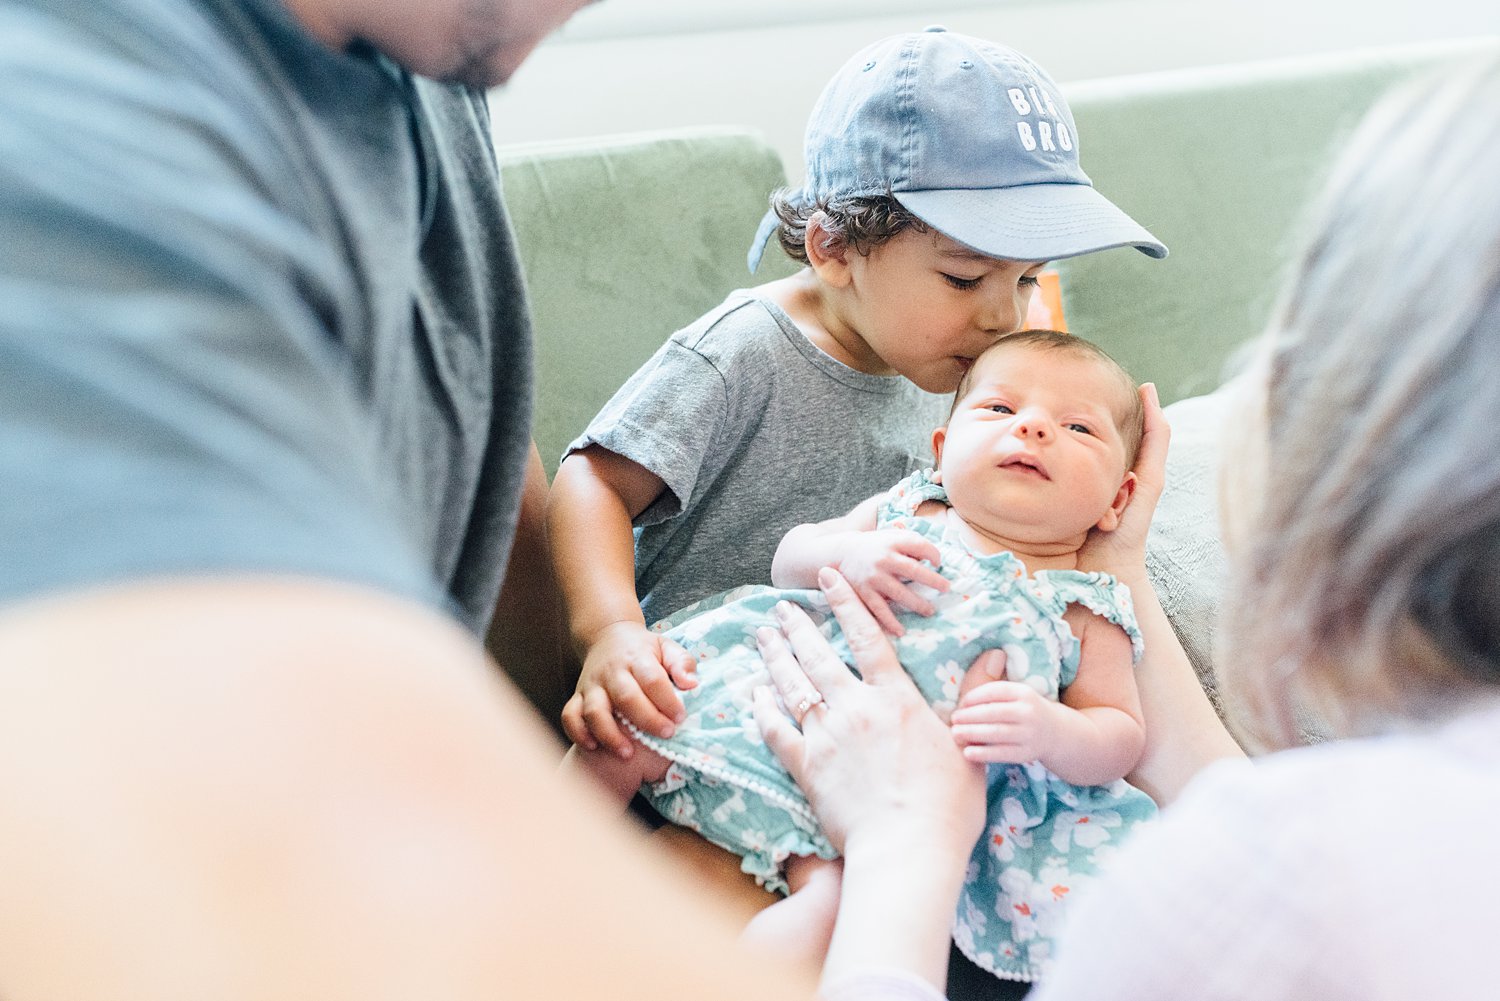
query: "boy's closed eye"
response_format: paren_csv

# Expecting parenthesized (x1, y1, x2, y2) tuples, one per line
(942, 272, 984, 290)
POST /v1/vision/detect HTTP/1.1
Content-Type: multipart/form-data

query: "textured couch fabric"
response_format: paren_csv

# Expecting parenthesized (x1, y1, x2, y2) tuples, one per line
(497, 128, 796, 477)
(1054, 38, 1499, 404)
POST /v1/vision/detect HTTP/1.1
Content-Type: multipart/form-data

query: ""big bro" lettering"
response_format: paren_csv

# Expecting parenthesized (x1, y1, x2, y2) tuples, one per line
(1008, 85, 1073, 153)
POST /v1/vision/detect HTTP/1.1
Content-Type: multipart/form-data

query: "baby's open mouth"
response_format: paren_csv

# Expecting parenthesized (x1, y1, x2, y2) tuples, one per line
(999, 454, 1049, 479)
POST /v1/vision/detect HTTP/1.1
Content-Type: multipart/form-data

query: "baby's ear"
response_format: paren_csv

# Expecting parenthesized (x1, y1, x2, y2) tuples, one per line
(1094, 471, 1137, 532)
(805, 212, 853, 287)
(929, 427, 947, 481)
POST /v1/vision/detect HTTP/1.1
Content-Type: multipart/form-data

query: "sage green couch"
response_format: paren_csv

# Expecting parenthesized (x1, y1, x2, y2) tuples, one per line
(499, 38, 1496, 479)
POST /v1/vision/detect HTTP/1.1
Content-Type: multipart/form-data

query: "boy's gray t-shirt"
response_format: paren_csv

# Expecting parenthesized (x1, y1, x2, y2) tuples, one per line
(570, 293, 951, 625)
(0, 0, 533, 631)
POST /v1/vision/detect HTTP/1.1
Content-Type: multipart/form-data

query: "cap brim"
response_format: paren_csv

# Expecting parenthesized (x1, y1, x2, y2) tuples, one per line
(894, 184, 1167, 262)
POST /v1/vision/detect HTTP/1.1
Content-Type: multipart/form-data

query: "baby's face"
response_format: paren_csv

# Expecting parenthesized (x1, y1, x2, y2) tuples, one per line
(934, 345, 1134, 545)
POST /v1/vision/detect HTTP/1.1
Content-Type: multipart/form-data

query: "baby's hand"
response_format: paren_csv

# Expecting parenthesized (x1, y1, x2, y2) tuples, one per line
(836, 529, 948, 636)
(561, 621, 697, 758)
(949, 680, 1064, 765)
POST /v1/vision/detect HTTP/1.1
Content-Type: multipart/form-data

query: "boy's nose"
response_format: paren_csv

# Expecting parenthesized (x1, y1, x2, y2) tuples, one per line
(979, 287, 1025, 335)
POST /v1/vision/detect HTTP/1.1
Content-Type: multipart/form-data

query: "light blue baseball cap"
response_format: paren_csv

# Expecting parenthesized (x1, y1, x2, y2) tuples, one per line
(748, 27, 1167, 272)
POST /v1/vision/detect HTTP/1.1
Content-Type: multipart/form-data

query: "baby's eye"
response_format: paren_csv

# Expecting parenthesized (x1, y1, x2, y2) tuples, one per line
(1064, 422, 1093, 435)
(942, 273, 983, 291)
(988, 404, 1015, 414)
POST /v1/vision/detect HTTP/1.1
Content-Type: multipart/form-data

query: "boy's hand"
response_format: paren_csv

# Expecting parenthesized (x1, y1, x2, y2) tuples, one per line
(836, 529, 948, 636)
(562, 621, 698, 758)
(948, 680, 1065, 765)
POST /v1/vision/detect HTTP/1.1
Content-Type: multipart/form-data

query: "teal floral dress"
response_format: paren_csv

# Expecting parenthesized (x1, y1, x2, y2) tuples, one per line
(634, 470, 1157, 982)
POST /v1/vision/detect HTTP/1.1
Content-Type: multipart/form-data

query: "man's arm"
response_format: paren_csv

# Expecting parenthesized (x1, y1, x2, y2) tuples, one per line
(0, 578, 812, 1001)
(485, 441, 578, 739)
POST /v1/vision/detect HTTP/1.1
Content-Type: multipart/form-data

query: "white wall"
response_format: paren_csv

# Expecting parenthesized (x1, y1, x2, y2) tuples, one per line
(489, 0, 1497, 178)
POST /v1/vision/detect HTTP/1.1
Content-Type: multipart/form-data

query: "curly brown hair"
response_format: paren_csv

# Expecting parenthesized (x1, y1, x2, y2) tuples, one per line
(768, 188, 928, 264)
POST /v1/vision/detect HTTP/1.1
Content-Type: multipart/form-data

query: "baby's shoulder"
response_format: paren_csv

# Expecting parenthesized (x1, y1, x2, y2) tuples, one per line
(913, 498, 948, 520)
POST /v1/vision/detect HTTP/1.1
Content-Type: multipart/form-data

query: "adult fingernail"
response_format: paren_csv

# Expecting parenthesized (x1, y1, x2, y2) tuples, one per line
(985, 656, 1005, 679)
(817, 567, 837, 588)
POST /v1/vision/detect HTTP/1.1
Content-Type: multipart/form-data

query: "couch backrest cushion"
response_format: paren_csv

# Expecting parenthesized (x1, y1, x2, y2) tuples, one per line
(1054, 39, 1499, 403)
(498, 127, 796, 475)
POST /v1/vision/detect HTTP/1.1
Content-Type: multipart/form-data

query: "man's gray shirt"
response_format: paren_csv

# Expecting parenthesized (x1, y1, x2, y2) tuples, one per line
(0, 0, 533, 631)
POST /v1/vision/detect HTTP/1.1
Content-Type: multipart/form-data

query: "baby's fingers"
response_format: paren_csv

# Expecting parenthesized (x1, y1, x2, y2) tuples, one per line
(660, 637, 699, 690)
(855, 583, 906, 636)
(618, 661, 685, 736)
(881, 578, 939, 618)
(560, 692, 596, 751)
(956, 678, 1030, 709)
(899, 557, 949, 595)
(891, 534, 948, 589)
(579, 687, 634, 759)
(958, 742, 1031, 765)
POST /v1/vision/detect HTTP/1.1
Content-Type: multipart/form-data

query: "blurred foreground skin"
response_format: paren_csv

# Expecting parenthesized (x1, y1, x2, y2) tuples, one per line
(0, 579, 806, 1000)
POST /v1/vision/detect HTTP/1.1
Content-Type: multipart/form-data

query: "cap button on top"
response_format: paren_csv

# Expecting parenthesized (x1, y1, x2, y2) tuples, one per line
(923, 24, 948, 32)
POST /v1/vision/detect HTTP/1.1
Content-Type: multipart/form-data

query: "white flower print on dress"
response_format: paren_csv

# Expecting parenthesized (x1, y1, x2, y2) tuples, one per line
(1049, 808, 1122, 854)
(631, 469, 1155, 985)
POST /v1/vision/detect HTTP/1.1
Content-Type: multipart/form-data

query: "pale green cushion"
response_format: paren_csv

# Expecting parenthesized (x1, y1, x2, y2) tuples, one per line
(1055, 41, 1495, 404)
(498, 128, 796, 476)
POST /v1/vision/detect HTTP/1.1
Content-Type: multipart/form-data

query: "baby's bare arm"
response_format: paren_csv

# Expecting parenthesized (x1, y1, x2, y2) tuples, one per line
(771, 493, 885, 588)
(773, 494, 948, 635)
(951, 609, 1145, 786)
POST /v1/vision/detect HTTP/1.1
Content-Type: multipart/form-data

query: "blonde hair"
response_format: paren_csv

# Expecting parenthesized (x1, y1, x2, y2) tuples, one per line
(1221, 56, 1500, 750)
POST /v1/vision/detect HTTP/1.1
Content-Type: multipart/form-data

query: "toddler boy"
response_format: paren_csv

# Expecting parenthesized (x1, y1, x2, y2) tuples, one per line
(548, 27, 1166, 755)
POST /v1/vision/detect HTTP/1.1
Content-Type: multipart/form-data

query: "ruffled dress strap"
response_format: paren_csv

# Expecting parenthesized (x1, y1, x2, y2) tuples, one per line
(1037, 570, 1145, 664)
(875, 468, 948, 527)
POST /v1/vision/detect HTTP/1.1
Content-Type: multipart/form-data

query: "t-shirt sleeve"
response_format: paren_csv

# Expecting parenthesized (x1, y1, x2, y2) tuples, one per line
(565, 337, 733, 526)
(0, 8, 440, 609)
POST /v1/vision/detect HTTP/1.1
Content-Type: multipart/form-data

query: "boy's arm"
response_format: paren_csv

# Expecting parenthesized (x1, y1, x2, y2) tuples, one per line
(547, 444, 696, 756)
(951, 610, 1146, 787)
(772, 496, 948, 635)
